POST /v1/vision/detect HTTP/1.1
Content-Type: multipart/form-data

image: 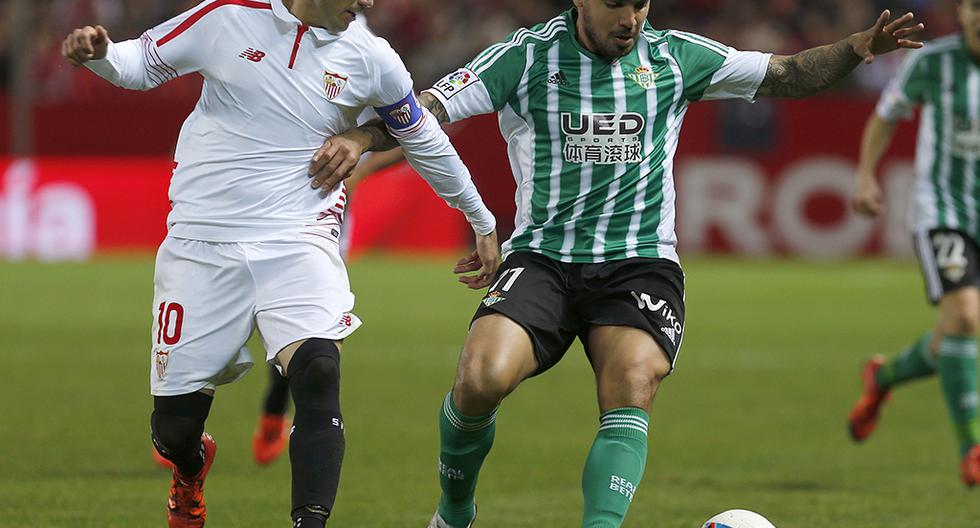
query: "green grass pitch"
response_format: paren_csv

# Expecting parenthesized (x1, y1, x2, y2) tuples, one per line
(1, 255, 978, 527)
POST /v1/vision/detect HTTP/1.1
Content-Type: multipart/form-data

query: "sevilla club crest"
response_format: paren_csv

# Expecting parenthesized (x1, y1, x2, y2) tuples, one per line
(155, 350, 170, 380)
(324, 70, 349, 100)
(388, 103, 413, 126)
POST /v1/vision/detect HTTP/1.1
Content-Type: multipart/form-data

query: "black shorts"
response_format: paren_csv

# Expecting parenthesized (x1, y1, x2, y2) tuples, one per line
(473, 251, 686, 376)
(913, 228, 980, 305)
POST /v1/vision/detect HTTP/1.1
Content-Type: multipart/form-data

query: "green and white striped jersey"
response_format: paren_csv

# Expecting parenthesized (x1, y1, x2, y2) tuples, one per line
(877, 35, 980, 238)
(425, 9, 770, 263)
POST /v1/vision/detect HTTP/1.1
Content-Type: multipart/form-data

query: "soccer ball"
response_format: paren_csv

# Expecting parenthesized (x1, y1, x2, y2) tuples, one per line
(702, 509, 776, 528)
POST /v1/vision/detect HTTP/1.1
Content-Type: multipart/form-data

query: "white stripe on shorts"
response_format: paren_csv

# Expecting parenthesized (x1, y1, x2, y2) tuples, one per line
(913, 229, 943, 303)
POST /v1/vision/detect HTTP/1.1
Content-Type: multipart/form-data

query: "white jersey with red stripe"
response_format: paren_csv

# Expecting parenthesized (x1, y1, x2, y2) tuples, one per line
(85, 0, 495, 242)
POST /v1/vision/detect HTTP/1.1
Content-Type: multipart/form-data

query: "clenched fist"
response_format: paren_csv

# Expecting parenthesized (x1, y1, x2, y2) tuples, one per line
(62, 25, 110, 66)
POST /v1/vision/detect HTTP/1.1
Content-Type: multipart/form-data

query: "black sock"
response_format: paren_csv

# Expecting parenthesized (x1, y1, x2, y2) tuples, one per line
(291, 505, 329, 528)
(263, 364, 291, 415)
(287, 339, 344, 520)
(151, 392, 213, 476)
(177, 442, 206, 478)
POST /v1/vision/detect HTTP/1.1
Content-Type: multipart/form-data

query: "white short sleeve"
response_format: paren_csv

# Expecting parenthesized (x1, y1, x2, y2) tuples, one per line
(424, 68, 496, 123)
(701, 51, 773, 102)
(876, 79, 918, 122)
(874, 50, 927, 123)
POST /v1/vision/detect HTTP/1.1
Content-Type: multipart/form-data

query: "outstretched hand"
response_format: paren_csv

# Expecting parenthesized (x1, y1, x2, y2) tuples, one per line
(454, 230, 500, 290)
(850, 10, 924, 64)
(62, 25, 110, 66)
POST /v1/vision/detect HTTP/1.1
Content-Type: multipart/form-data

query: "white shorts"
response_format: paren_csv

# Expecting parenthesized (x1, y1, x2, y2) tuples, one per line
(150, 236, 362, 396)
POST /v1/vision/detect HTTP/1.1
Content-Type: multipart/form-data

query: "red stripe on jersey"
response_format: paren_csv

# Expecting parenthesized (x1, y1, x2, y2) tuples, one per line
(288, 25, 309, 69)
(158, 0, 272, 47)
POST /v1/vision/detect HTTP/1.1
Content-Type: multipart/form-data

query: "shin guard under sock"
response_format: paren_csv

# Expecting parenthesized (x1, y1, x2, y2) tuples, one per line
(582, 408, 649, 528)
(937, 336, 980, 456)
(287, 339, 344, 524)
(438, 393, 496, 527)
(151, 391, 213, 476)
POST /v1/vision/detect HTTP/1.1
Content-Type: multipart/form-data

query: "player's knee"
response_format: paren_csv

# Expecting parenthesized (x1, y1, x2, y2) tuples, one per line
(650, 352, 673, 382)
(606, 353, 669, 404)
(151, 392, 212, 461)
(942, 299, 980, 335)
(625, 345, 671, 379)
(621, 361, 662, 394)
(456, 344, 524, 404)
(293, 356, 340, 400)
(941, 288, 980, 334)
(151, 414, 202, 456)
(454, 367, 515, 412)
(946, 312, 980, 335)
(287, 339, 341, 411)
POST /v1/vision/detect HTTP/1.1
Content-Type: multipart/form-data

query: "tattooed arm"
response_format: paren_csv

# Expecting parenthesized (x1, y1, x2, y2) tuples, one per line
(419, 91, 450, 126)
(351, 92, 449, 153)
(756, 40, 862, 99)
(757, 10, 923, 99)
(307, 91, 451, 189)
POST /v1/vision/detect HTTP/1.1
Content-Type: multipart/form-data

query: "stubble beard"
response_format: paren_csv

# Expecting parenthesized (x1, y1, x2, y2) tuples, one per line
(583, 19, 634, 59)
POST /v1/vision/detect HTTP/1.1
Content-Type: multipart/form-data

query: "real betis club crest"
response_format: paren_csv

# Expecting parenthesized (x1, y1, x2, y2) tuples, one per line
(482, 291, 505, 307)
(627, 65, 656, 90)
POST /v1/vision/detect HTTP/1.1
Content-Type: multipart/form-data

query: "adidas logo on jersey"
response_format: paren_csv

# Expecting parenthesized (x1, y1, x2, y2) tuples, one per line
(548, 70, 569, 86)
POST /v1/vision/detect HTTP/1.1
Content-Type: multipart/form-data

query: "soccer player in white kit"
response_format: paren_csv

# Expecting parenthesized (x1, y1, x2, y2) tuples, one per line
(61, 1, 499, 527)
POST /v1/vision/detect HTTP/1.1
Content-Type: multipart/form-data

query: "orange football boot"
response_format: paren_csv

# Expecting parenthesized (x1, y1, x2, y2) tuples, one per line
(167, 432, 217, 528)
(253, 413, 290, 466)
(961, 445, 980, 487)
(848, 355, 892, 442)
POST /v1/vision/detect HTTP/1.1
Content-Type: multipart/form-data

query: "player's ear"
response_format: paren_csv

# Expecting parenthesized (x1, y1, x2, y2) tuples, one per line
(573, 0, 586, 11)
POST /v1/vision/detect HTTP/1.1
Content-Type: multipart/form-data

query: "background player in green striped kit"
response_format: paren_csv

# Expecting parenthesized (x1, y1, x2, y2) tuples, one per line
(311, 1, 923, 526)
(848, 0, 980, 487)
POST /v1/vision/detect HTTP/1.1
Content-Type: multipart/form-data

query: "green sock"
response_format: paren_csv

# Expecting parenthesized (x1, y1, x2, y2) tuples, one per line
(437, 393, 496, 528)
(937, 336, 980, 456)
(582, 408, 649, 528)
(876, 332, 937, 390)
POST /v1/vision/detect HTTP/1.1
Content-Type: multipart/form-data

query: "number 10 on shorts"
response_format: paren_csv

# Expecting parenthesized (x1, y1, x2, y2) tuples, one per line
(156, 302, 185, 346)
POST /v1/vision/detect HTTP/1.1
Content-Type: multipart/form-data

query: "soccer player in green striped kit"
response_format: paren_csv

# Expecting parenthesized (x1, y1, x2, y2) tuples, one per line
(311, 1, 923, 525)
(849, 0, 980, 487)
